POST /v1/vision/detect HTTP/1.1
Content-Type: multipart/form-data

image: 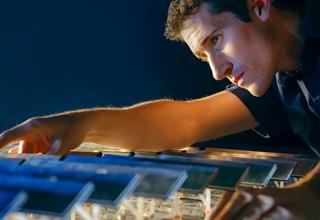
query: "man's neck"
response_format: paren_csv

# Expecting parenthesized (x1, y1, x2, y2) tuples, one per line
(278, 9, 303, 41)
(273, 8, 303, 71)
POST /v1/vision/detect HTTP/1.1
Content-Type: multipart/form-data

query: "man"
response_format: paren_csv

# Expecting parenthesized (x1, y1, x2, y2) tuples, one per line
(0, 0, 319, 219)
(166, 1, 320, 218)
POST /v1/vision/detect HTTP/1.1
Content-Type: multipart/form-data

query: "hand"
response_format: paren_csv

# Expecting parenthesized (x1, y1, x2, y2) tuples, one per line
(210, 179, 320, 220)
(0, 114, 88, 154)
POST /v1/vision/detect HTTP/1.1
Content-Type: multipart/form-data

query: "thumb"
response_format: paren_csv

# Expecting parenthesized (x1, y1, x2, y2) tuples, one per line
(46, 136, 83, 155)
(46, 139, 62, 155)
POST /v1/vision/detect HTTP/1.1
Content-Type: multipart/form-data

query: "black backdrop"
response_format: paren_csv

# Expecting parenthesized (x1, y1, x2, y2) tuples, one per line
(0, 0, 309, 153)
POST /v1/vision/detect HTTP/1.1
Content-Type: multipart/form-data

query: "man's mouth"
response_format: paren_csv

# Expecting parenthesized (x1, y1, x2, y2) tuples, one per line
(233, 72, 245, 85)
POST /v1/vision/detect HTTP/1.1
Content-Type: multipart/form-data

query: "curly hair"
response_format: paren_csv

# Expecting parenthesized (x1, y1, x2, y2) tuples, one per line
(164, 0, 304, 42)
(164, 0, 250, 42)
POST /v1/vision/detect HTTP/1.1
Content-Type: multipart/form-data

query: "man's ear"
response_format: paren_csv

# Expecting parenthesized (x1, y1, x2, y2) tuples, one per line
(252, 0, 271, 21)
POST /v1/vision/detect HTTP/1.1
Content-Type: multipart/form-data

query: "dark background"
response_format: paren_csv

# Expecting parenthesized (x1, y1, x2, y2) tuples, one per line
(0, 0, 309, 153)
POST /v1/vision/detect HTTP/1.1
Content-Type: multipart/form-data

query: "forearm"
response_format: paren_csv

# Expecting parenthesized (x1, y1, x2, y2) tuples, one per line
(80, 100, 198, 151)
(75, 92, 257, 151)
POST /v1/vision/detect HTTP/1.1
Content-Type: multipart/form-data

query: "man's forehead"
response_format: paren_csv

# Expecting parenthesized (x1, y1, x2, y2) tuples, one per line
(180, 3, 225, 53)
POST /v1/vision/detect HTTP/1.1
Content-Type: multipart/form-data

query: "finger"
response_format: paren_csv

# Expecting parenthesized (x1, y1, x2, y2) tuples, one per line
(234, 194, 274, 220)
(250, 187, 292, 206)
(216, 191, 253, 220)
(46, 139, 62, 155)
(8, 141, 32, 154)
(19, 140, 49, 154)
(0, 126, 30, 148)
(8, 146, 19, 153)
(210, 190, 235, 219)
(17, 140, 38, 154)
(53, 134, 84, 155)
(46, 138, 80, 155)
(260, 206, 293, 220)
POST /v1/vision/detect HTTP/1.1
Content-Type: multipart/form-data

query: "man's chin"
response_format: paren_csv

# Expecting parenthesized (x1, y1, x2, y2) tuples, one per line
(247, 85, 268, 97)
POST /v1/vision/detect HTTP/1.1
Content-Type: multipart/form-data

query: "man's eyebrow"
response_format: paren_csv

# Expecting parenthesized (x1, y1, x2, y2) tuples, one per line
(193, 25, 223, 60)
(199, 26, 222, 47)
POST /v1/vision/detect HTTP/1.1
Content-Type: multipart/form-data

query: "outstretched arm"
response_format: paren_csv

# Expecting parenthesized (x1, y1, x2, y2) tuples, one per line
(0, 91, 258, 154)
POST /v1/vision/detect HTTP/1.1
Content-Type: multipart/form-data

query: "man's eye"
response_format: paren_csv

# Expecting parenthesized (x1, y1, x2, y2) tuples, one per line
(211, 35, 221, 46)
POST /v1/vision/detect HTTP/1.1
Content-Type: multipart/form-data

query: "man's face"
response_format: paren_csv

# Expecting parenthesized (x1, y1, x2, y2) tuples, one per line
(180, 3, 281, 97)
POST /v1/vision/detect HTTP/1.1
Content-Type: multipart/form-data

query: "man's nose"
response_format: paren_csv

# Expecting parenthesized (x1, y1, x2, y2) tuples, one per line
(206, 51, 232, 80)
